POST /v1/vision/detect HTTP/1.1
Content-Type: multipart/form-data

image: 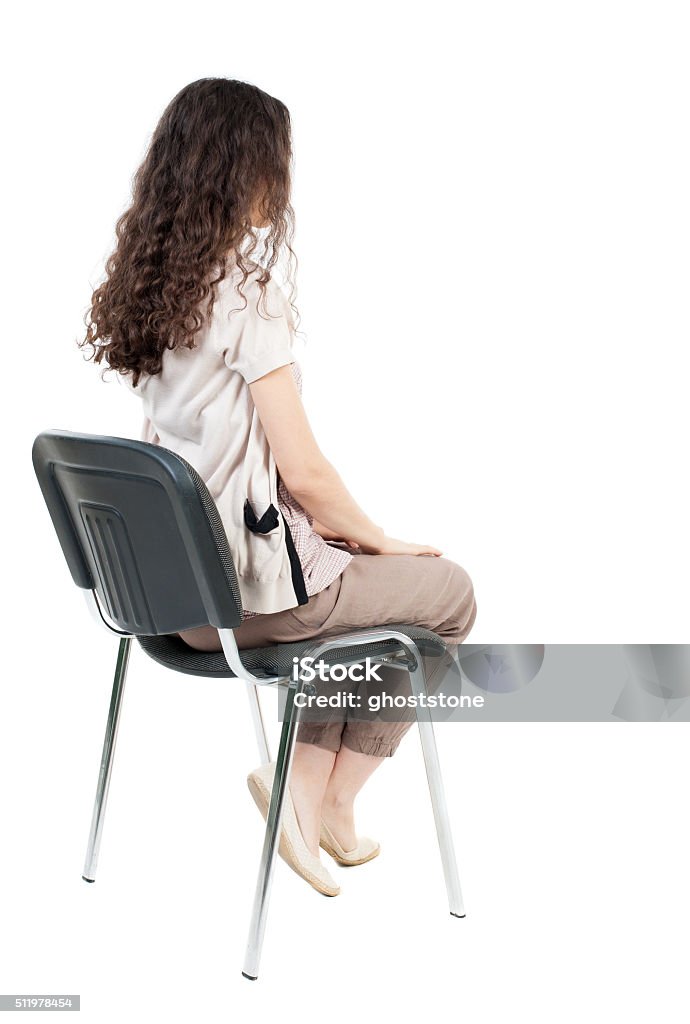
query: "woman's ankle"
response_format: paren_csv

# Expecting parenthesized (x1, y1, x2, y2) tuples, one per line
(321, 793, 357, 851)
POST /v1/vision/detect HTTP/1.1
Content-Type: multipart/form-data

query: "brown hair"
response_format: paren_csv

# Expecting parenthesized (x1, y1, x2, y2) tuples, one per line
(78, 78, 299, 388)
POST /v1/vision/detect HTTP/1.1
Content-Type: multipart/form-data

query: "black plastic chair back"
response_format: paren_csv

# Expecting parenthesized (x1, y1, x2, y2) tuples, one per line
(32, 430, 243, 635)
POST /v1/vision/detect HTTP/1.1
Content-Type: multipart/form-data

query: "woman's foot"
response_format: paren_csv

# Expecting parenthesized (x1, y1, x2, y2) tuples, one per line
(319, 820, 380, 866)
(320, 795, 380, 865)
(247, 762, 340, 897)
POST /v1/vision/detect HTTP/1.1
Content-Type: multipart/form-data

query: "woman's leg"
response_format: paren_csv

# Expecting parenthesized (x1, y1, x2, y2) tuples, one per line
(176, 624, 226, 651)
(287, 553, 477, 850)
(304, 552, 477, 755)
(288, 742, 337, 856)
(176, 553, 477, 859)
(175, 580, 354, 857)
(320, 746, 385, 852)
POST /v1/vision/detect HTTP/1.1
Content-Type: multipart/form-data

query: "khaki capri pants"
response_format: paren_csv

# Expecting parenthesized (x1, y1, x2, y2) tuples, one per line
(232, 551, 477, 758)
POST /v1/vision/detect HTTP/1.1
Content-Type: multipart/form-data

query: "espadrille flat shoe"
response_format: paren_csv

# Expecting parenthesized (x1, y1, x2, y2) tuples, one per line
(319, 820, 381, 866)
(247, 762, 340, 897)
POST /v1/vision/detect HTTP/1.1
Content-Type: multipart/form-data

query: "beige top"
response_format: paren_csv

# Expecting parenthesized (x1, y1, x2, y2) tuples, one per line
(122, 260, 348, 615)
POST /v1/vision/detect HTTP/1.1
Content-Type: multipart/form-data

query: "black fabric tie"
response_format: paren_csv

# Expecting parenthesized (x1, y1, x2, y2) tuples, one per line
(244, 499, 280, 534)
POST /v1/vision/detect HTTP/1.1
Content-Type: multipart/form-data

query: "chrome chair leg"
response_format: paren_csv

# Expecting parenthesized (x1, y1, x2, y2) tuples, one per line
(408, 651, 466, 918)
(245, 682, 271, 764)
(82, 637, 132, 883)
(242, 675, 307, 980)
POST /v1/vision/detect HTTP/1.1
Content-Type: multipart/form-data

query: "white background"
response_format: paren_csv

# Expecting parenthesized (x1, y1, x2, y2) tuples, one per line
(2, 1, 689, 1020)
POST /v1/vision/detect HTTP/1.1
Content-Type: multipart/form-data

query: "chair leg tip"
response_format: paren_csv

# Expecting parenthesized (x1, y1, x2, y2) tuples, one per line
(242, 972, 258, 981)
(450, 911, 466, 918)
(82, 876, 95, 884)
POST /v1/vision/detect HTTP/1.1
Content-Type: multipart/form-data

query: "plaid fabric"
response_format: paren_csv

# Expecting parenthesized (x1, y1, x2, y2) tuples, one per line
(241, 361, 353, 619)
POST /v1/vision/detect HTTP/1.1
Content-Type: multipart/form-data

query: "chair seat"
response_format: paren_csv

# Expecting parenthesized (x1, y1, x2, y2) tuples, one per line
(136, 623, 447, 680)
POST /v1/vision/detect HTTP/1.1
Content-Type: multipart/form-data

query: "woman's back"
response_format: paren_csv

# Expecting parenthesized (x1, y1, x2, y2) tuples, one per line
(124, 259, 352, 616)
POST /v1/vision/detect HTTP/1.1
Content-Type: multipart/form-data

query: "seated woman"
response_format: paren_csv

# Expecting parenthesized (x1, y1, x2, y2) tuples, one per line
(80, 76, 477, 899)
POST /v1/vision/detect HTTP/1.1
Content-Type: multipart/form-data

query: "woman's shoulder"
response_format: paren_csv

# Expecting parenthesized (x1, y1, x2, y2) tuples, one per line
(207, 260, 297, 383)
(216, 259, 291, 322)
(211, 262, 296, 359)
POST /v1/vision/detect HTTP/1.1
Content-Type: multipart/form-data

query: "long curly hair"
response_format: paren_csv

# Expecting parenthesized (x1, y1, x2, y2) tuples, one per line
(78, 77, 300, 388)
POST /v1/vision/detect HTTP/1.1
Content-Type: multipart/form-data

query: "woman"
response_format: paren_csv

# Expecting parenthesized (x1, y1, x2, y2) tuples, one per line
(79, 77, 477, 898)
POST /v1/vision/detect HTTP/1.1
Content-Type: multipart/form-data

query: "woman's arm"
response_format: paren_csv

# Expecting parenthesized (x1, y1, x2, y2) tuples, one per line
(249, 365, 442, 557)
(311, 519, 358, 545)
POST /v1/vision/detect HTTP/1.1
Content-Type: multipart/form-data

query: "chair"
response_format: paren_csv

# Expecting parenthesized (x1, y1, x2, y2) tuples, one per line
(31, 428, 466, 981)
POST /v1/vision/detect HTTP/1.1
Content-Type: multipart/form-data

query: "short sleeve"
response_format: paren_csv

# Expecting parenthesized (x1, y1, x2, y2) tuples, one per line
(219, 273, 295, 384)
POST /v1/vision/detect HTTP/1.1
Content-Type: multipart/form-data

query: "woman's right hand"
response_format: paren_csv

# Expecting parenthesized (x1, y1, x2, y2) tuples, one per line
(359, 535, 443, 557)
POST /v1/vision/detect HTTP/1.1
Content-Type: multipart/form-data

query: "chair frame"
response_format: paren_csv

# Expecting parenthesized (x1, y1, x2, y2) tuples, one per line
(81, 589, 466, 981)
